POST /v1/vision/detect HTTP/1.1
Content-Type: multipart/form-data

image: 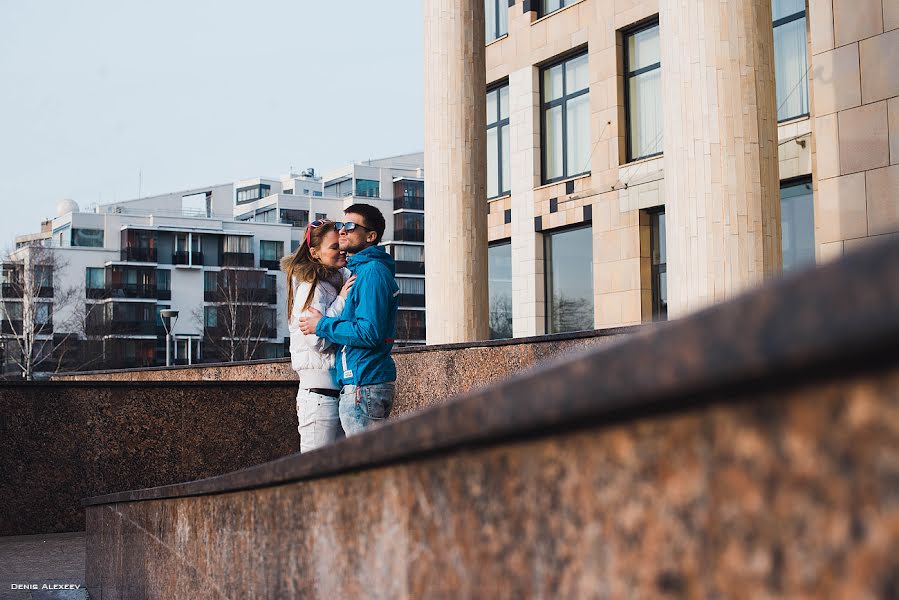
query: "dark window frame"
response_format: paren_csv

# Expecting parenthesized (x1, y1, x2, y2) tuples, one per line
(487, 81, 511, 199)
(648, 208, 667, 321)
(542, 222, 595, 334)
(486, 0, 508, 42)
(623, 19, 663, 163)
(539, 0, 578, 19)
(539, 49, 591, 185)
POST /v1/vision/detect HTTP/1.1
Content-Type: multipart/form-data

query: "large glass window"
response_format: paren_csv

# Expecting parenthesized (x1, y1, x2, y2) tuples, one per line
(394, 213, 424, 242)
(541, 0, 578, 17)
(650, 211, 667, 320)
(486, 0, 508, 42)
(542, 52, 590, 183)
(324, 179, 354, 197)
(260, 240, 284, 262)
(355, 179, 380, 198)
(773, 0, 809, 121)
(545, 226, 594, 333)
(781, 177, 815, 272)
(85, 267, 105, 290)
(488, 241, 513, 339)
(487, 83, 511, 199)
(223, 235, 252, 254)
(236, 184, 271, 204)
(157, 269, 171, 292)
(625, 22, 663, 161)
(71, 228, 104, 248)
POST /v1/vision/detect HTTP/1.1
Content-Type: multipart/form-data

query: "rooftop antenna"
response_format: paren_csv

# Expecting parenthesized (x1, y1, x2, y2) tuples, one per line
(138, 169, 142, 199)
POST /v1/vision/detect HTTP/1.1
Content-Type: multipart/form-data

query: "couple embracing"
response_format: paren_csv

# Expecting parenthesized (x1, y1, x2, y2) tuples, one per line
(281, 203, 399, 453)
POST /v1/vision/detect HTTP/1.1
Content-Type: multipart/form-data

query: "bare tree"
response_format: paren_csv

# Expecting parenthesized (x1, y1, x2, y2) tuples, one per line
(489, 292, 513, 339)
(194, 269, 276, 362)
(0, 244, 94, 380)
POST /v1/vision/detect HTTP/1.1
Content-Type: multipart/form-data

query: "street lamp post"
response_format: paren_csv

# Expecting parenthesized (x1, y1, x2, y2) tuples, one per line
(159, 309, 179, 367)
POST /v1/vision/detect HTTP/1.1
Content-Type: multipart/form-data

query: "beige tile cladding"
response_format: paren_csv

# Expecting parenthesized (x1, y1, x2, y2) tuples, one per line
(838, 101, 890, 174)
(886, 0, 899, 30)
(859, 28, 899, 104)
(809, 0, 836, 54)
(423, 0, 489, 344)
(890, 97, 899, 165)
(815, 113, 841, 179)
(816, 173, 868, 243)
(865, 164, 899, 235)
(811, 44, 862, 116)
(832, 0, 883, 46)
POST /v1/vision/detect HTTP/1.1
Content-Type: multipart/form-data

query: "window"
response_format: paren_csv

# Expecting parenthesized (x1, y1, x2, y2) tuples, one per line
(781, 177, 815, 272)
(488, 242, 512, 339)
(204, 271, 218, 292)
(35, 302, 51, 325)
(545, 226, 594, 333)
(204, 306, 218, 328)
(283, 188, 294, 195)
(487, 83, 511, 199)
(303, 188, 310, 195)
(650, 211, 667, 320)
(313, 191, 322, 197)
(86, 267, 105, 290)
(315, 213, 328, 221)
(393, 245, 424, 262)
(324, 179, 353, 197)
(157, 269, 171, 292)
(223, 235, 252, 254)
(280, 209, 309, 228)
(625, 22, 663, 161)
(541, 0, 578, 17)
(355, 179, 380, 198)
(260, 240, 284, 262)
(394, 213, 424, 242)
(236, 184, 271, 204)
(541, 52, 590, 183)
(398, 278, 425, 295)
(71, 228, 104, 248)
(486, 0, 508, 42)
(773, 0, 809, 121)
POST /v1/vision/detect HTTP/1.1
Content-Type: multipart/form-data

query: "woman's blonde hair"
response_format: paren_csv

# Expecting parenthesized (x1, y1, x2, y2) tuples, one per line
(280, 221, 340, 322)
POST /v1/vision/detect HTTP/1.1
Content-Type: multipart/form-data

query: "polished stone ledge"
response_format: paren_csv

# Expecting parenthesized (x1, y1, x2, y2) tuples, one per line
(84, 237, 899, 506)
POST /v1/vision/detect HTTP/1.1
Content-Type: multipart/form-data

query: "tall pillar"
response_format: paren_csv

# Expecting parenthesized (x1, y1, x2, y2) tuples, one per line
(423, 0, 489, 344)
(660, 0, 782, 318)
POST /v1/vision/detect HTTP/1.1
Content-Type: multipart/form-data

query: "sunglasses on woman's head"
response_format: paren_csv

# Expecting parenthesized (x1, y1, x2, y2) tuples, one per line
(334, 221, 372, 233)
(305, 219, 332, 247)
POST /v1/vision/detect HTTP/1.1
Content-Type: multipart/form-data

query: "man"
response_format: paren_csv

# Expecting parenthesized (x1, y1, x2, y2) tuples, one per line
(299, 203, 399, 436)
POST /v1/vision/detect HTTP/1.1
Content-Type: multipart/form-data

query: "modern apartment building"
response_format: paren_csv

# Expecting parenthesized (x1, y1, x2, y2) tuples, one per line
(3, 154, 426, 378)
(428, 0, 898, 342)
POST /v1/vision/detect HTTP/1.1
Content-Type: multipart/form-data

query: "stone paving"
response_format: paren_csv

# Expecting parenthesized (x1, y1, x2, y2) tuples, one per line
(0, 533, 86, 599)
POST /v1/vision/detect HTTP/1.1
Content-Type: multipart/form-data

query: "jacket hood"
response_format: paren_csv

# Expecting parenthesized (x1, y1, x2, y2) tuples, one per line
(347, 245, 396, 276)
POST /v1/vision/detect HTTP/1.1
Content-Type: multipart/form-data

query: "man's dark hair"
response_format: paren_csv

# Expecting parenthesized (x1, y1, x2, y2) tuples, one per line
(345, 203, 386, 244)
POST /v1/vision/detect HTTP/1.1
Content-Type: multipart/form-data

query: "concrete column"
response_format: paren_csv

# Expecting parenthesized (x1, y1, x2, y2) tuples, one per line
(660, 0, 782, 318)
(423, 0, 489, 344)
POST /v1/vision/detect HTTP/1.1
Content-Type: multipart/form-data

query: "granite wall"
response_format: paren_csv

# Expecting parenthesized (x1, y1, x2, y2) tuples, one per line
(81, 239, 899, 598)
(0, 382, 297, 536)
(51, 328, 636, 415)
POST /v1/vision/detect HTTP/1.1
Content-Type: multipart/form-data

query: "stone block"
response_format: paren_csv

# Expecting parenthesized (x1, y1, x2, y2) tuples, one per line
(815, 113, 841, 179)
(838, 101, 890, 174)
(890, 97, 899, 165)
(811, 44, 862, 116)
(833, 0, 883, 45)
(808, 0, 835, 54)
(865, 164, 899, 235)
(817, 172, 868, 242)
(859, 28, 899, 104)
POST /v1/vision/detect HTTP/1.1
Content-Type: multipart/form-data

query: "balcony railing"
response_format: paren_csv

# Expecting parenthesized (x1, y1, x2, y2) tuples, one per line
(393, 229, 424, 242)
(87, 320, 156, 336)
(395, 261, 425, 275)
(173, 251, 204, 266)
(86, 288, 106, 299)
(259, 259, 280, 271)
(221, 252, 255, 268)
(280, 218, 309, 228)
(1, 284, 53, 298)
(106, 284, 157, 299)
(204, 288, 275, 304)
(397, 293, 425, 308)
(204, 324, 277, 339)
(394, 196, 424, 211)
(121, 247, 158, 263)
(157, 288, 171, 301)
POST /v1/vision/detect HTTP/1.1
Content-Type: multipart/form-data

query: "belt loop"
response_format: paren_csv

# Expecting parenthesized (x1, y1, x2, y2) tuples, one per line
(355, 386, 361, 405)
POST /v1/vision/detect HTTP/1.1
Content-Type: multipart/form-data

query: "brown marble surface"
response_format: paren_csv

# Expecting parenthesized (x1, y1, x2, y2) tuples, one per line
(0, 382, 298, 536)
(84, 367, 899, 598)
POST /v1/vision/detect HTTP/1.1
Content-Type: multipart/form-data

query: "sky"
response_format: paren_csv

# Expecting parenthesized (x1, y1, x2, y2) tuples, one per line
(0, 0, 424, 249)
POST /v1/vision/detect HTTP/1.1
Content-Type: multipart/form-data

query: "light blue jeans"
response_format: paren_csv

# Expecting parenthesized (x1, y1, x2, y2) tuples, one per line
(296, 388, 344, 453)
(339, 383, 396, 436)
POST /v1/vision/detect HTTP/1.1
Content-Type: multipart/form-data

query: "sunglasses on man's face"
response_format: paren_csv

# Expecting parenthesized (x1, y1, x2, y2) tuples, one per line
(335, 221, 373, 234)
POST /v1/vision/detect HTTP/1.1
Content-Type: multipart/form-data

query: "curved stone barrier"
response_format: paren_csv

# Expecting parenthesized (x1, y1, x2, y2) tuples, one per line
(82, 239, 899, 598)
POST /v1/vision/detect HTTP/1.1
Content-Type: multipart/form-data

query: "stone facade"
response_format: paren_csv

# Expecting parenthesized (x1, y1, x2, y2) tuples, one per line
(477, 0, 897, 330)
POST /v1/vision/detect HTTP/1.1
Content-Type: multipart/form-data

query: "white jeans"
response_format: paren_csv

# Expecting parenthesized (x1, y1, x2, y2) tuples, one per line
(296, 388, 344, 453)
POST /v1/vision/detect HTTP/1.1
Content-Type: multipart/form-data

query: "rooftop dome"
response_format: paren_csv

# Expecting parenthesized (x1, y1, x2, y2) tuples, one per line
(56, 199, 79, 217)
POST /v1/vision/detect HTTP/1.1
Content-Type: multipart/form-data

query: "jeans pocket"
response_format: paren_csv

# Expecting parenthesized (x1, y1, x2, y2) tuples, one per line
(362, 384, 395, 420)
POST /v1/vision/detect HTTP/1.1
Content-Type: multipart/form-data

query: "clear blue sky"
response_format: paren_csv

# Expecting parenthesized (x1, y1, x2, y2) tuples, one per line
(0, 0, 424, 248)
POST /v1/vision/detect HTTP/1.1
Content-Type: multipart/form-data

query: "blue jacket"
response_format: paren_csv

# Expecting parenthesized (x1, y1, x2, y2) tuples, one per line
(315, 245, 399, 387)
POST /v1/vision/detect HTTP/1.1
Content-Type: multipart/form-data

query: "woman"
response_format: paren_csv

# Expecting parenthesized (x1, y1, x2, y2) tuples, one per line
(281, 220, 354, 453)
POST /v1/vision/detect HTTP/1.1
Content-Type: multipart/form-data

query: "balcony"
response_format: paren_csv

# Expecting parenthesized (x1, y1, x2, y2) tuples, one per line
(121, 247, 157, 263)
(157, 288, 172, 301)
(222, 252, 255, 268)
(394, 196, 424, 211)
(204, 324, 277, 339)
(259, 259, 280, 271)
(398, 293, 425, 308)
(173, 251, 203, 266)
(395, 261, 425, 275)
(107, 284, 157, 300)
(86, 288, 107, 299)
(280, 218, 309, 228)
(103, 320, 157, 336)
(204, 288, 274, 304)
(0, 283, 53, 298)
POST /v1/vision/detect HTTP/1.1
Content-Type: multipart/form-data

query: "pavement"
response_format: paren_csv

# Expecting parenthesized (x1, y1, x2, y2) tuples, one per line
(0, 532, 87, 599)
